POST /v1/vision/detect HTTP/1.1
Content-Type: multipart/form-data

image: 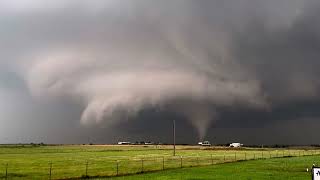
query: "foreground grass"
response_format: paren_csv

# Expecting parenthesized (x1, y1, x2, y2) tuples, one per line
(106, 155, 320, 180)
(0, 145, 318, 179)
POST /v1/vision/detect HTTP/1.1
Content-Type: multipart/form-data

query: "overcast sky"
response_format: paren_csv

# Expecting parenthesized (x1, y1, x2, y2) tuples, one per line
(1, 0, 320, 145)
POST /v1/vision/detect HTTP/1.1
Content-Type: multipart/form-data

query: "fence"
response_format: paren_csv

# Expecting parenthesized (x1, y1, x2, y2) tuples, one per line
(1, 150, 319, 179)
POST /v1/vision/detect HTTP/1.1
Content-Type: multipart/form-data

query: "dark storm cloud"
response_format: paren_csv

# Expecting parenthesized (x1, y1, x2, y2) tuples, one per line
(1, 0, 320, 144)
(233, 5, 320, 103)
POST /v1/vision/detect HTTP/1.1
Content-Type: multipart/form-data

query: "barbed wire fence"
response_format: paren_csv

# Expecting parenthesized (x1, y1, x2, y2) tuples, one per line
(1, 149, 320, 179)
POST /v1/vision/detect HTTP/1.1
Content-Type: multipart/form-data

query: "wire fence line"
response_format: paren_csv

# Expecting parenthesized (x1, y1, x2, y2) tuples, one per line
(1, 150, 320, 179)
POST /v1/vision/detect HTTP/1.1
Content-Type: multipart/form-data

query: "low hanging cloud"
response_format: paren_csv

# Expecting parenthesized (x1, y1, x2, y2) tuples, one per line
(2, 0, 320, 141)
(22, 46, 266, 139)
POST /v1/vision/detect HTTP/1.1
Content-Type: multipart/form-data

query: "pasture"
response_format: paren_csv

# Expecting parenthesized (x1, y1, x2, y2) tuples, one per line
(0, 145, 319, 179)
(107, 155, 320, 180)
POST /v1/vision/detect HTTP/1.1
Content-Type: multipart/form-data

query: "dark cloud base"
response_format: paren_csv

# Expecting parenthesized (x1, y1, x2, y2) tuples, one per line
(1, 0, 320, 145)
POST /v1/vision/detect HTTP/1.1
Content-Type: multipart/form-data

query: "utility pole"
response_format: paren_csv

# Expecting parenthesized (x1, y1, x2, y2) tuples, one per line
(173, 120, 176, 156)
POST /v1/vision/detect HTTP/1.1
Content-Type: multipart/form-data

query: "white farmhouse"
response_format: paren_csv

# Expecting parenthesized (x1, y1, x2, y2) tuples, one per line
(229, 143, 243, 148)
(117, 142, 131, 145)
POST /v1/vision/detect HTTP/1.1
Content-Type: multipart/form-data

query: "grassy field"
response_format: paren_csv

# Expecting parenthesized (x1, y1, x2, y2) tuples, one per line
(0, 145, 319, 179)
(106, 155, 320, 180)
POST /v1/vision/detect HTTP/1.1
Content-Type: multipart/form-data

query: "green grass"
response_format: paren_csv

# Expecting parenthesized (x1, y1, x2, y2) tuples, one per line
(0, 145, 318, 179)
(106, 155, 320, 180)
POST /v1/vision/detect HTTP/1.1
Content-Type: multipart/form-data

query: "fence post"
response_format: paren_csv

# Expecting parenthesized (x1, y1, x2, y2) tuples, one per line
(5, 163, 8, 180)
(48, 162, 52, 180)
(269, 151, 271, 159)
(180, 156, 183, 168)
(85, 160, 89, 177)
(254, 153, 255, 159)
(211, 155, 213, 165)
(116, 161, 119, 176)
(234, 152, 236, 161)
(283, 150, 284, 157)
(262, 151, 264, 159)
(245, 152, 246, 160)
(197, 156, 199, 166)
(141, 159, 144, 173)
(224, 153, 226, 161)
(162, 157, 165, 170)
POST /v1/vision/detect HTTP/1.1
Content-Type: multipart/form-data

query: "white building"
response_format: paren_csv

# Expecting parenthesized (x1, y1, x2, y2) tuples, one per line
(229, 143, 243, 148)
(117, 142, 131, 145)
(198, 141, 211, 146)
